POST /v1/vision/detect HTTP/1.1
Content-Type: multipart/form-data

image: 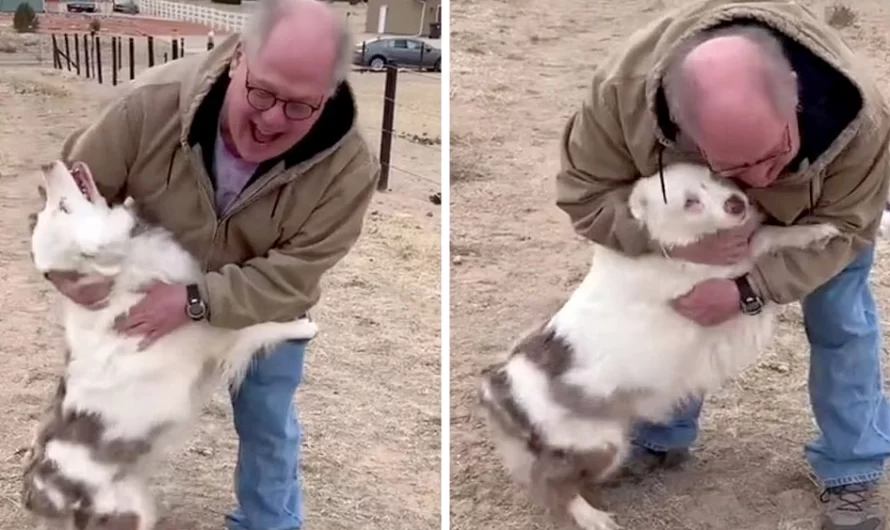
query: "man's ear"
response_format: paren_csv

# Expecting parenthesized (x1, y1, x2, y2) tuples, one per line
(229, 43, 244, 77)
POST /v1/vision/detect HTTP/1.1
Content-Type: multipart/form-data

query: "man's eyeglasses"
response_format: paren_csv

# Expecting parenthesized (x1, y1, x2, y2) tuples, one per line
(244, 69, 322, 121)
(709, 124, 792, 178)
(674, 123, 792, 178)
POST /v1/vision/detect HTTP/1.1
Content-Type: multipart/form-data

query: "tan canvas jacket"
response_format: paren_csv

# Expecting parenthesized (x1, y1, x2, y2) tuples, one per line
(59, 34, 381, 329)
(555, 0, 890, 304)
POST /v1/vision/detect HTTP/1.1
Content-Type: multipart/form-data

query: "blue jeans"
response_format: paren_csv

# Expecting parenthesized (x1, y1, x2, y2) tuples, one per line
(633, 246, 890, 488)
(224, 339, 309, 530)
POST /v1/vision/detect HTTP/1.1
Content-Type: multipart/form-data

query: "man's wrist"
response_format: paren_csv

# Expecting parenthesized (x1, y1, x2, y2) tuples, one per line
(733, 274, 765, 315)
(185, 282, 208, 321)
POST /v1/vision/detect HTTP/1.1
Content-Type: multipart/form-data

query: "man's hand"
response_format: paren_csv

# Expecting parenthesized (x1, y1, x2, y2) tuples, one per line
(114, 281, 191, 350)
(665, 219, 758, 266)
(670, 278, 741, 326)
(45, 271, 114, 310)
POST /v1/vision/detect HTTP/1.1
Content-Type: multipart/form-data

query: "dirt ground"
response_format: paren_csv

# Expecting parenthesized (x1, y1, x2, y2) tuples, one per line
(0, 41, 441, 530)
(450, 1, 890, 529)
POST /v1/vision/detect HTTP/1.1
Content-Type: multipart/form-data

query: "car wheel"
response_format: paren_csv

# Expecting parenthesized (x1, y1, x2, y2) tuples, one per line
(370, 56, 386, 71)
(434, 59, 440, 72)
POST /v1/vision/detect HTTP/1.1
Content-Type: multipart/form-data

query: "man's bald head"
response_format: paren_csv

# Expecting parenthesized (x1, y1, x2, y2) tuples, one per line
(240, 0, 353, 92)
(662, 25, 798, 146)
(660, 25, 801, 188)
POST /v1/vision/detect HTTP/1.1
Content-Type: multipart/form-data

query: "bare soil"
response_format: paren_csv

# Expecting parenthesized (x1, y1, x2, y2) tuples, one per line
(449, 1, 890, 529)
(0, 40, 441, 530)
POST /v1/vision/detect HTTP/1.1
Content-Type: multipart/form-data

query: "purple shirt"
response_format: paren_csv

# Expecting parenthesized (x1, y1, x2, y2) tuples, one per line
(212, 127, 259, 216)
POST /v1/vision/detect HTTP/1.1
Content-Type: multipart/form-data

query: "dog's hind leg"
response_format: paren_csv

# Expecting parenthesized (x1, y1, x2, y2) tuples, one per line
(35, 516, 76, 530)
(77, 512, 143, 530)
(86, 476, 155, 530)
(568, 495, 620, 530)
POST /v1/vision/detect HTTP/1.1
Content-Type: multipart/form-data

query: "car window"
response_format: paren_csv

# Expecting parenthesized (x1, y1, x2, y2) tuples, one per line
(405, 40, 422, 50)
(391, 39, 408, 49)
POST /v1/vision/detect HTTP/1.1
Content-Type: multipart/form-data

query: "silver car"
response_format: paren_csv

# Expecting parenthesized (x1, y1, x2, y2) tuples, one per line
(353, 37, 441, 72)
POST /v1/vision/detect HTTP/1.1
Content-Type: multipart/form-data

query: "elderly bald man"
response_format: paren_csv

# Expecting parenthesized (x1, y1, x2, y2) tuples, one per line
(556, 2, 890, 529)
(43, 0, 380, 528)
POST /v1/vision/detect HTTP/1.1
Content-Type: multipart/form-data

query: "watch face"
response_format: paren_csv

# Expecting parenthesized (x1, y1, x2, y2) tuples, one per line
(742, 298, 763, 314)
(187, 302, 204, 318)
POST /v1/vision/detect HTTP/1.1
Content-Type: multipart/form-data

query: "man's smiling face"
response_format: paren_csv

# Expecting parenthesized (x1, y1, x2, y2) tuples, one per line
(221, 4, 339, 163)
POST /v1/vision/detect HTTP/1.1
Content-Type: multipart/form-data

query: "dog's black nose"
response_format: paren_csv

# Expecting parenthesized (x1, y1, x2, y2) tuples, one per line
(724, 194, 747, 215)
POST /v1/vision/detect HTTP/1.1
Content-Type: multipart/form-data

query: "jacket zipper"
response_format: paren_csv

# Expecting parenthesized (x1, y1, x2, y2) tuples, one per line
(186, 145, 222, 270)
(183, 135, 344, 269)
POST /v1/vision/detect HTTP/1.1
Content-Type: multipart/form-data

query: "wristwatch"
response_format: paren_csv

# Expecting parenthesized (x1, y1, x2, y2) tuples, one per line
(185, 283, 208, 321)
(734, 275, 764, 315)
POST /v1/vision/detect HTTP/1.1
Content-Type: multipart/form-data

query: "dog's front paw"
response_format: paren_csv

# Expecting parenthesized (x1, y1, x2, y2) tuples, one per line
(811, 222, 840, 241)
(568, 495, 620, 530)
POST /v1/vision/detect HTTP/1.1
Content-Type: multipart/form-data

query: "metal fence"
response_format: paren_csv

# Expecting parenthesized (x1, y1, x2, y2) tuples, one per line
(48, 31, 440, 192)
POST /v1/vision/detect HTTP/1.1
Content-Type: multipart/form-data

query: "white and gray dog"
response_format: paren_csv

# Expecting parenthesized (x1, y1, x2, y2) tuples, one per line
(477, 162, 840, 530)
(22, 160, 318, 530)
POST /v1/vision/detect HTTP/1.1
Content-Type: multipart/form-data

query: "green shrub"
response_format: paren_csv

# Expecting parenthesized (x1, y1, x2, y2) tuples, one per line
(12, 2, 38, 33)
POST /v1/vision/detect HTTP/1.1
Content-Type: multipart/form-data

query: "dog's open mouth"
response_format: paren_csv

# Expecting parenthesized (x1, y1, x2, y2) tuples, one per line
(69, 164, 91, 200)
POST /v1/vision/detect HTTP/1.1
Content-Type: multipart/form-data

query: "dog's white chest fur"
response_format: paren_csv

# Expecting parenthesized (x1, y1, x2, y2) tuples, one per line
(62, 300, 213, 443)
(544, 246, 776, 424)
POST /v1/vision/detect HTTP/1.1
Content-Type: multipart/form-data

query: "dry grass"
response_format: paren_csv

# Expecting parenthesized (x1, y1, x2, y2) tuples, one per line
(0, 29, 44, 57)
(825, 2, 857, 29)
(0, 57, 441, 530)
(2, 71, 71, 97)
(450, 0, 890, 529)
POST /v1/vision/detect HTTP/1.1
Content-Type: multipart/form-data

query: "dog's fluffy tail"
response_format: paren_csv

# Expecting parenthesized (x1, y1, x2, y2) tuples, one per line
(220, 318, 319, 389)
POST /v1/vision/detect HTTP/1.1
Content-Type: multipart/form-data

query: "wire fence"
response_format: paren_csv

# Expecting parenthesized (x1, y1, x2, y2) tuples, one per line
(41, 31, 441, 197)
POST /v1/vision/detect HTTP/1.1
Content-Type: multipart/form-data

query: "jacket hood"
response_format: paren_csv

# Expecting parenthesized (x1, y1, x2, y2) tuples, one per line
(636, 0, 882, 180)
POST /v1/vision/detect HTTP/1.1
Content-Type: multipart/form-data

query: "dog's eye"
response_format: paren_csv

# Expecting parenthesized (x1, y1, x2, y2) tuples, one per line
(58, 199, 70, 214)
(684, 196, 700, 209)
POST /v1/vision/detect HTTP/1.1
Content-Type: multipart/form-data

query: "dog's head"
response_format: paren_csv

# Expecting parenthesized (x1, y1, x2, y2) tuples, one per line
(628, 162, 753, 247)
(31, 160, 137, 278)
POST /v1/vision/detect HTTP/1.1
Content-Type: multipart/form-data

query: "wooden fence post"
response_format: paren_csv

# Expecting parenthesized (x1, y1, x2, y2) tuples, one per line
(129, 37, 135, 80)
(63, 33, 71, 70)
(74, 35, 80, 75)
(377, 65, 398, 191)
(83, 33, 90, 78)
(94, 35, 102, 84)
(50, 34, 60, 69)
(111, 36, 118, 85)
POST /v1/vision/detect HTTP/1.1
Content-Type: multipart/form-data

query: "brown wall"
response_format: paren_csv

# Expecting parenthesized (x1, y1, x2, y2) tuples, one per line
(365, 0, 441, 36)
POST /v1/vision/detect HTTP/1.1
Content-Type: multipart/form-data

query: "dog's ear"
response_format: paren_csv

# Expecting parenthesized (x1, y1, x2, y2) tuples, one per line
(627, 185, 648, 221)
